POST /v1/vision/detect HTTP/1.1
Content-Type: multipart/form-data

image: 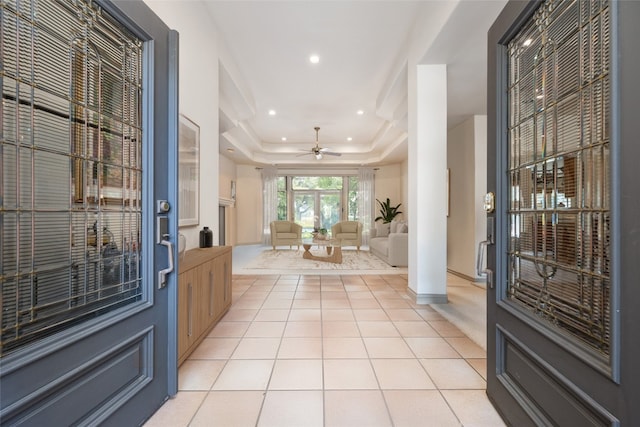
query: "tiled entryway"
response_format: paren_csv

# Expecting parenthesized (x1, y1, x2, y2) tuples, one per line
(145, 274, 505, 426)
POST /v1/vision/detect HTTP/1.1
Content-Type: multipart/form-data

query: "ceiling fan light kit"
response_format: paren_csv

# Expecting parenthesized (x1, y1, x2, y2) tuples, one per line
(298, 126, 342, 160)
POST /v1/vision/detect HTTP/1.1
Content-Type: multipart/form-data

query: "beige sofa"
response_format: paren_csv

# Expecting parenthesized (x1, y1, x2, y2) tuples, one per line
(369, 220, 408, 267)
(331, 221, 362, 251)
(270, 221, 302, 250)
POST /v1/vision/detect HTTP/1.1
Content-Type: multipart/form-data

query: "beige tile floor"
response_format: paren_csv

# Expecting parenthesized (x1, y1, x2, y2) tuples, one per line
(145, 274, 505, 427)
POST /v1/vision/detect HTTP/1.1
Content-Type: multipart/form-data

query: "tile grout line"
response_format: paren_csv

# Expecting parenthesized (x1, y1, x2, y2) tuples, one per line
(176, 272, 489, 426)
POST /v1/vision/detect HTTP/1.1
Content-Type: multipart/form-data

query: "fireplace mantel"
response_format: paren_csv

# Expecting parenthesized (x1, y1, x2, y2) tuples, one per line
(219, 197, 235, 207)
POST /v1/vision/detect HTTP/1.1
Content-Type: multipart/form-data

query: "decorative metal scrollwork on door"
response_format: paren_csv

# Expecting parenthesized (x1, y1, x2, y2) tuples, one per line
(506, 0, 611, 358)
(1, 0, 144, 356)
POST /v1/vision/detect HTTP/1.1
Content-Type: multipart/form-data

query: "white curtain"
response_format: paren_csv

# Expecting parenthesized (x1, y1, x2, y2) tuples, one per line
(358, 167, 375, 246)
(262, 167, 278, 245)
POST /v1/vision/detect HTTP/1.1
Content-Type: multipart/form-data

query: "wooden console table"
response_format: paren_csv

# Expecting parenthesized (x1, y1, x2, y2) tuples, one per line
(178, 246, 232, 365)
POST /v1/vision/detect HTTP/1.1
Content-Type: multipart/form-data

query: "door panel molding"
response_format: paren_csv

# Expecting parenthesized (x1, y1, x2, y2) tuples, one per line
(497, 326, 619, 427)
(1, 326, 154, 424)
(497, 299, 612, 377)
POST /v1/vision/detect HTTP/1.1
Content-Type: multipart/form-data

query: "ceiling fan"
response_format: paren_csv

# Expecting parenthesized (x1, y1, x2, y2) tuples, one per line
(297, 126, 342, 160)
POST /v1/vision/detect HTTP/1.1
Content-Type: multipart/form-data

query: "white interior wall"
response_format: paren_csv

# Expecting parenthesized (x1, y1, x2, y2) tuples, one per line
(219, 154, 237, 245)
(235, 165, 263, 245)
(447, 117, 476, 278)
(218, 155, 236, 200)
(374, 164, 404, 221)
(446, 115, 487, 280)
(144, 1, 220, 250)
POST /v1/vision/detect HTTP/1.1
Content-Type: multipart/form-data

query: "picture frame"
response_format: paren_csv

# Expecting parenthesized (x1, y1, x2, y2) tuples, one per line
(178, 114, 200, 227)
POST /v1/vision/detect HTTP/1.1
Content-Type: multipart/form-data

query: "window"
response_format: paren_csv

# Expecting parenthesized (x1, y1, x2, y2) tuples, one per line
(288, 176, 352, 236)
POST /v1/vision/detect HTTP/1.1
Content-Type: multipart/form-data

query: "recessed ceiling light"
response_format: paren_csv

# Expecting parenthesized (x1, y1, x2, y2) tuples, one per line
(268, 109, 276, 116)
(281, 137, 287, 141)
(357, 110, 364, 116)
(523, 39, 533, 47)
(226, 148, 235, 153)
(309, 54, 320, 64)
(347, 137, 353, 141)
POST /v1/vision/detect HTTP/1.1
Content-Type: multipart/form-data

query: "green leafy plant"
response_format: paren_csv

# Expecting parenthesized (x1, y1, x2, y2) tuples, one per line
(319, 228, 328, 235)
(375, 198, 402, 223)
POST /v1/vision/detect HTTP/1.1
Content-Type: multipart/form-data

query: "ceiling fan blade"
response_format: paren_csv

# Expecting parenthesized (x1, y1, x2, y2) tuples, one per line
(318, 147, 341, 155)
(296, 152, 313, 157)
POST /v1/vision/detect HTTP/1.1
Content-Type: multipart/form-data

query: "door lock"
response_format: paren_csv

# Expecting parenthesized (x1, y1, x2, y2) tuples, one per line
(483, 192, 495, 213)
(157, 200, 171, 214)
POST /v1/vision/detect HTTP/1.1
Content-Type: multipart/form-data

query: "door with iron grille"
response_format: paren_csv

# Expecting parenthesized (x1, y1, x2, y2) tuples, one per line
(487, 0, 640, 425)
(0, 0, 178, 424)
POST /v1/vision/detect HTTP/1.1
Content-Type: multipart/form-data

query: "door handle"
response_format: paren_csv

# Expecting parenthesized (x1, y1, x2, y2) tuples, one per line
(477, 240, 494, 289)
(158, 236, 174, 289)
(156, 212, 174, 289)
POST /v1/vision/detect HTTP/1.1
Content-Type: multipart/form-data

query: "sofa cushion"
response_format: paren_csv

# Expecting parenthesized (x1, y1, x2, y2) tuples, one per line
(335, 233, 357, 240)
(341, 222, 358, 233)
(375, 222, 390, 237)
(277, 232, 298, 239)
(369, 237, 389, 256)
(389, 221, 399, 234)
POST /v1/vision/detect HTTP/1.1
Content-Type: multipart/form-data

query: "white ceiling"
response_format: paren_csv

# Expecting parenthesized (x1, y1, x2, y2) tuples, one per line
(206, 0, 507, 167)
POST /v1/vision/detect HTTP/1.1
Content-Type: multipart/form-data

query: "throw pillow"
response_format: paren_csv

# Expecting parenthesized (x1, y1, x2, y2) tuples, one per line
(375, 222, 390, 237)
(389, 220, 399, 234)
(398, 223, 408, 233)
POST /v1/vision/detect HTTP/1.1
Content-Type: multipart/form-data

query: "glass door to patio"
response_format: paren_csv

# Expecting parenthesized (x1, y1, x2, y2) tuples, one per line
(291, 177, 344, 237)
(293, 191, 340, 237)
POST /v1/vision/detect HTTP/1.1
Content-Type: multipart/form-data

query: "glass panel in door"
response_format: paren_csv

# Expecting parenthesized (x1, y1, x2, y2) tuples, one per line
(319, 192, 341, 235)
(505, 0, 611, 361)
(294, 192, 316, 237)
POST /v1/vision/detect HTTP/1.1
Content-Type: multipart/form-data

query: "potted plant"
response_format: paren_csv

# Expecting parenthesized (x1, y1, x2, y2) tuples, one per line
(317, 228, 328, 240)
(375, 198, 403, 223)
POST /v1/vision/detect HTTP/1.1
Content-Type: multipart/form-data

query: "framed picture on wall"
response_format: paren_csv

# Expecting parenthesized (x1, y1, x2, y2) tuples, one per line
(179, 114, 200, 227)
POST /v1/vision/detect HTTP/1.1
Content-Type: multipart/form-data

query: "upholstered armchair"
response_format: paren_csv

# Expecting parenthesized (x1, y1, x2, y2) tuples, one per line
(331, 221, 362, 251)
(270, 221, 302, 250)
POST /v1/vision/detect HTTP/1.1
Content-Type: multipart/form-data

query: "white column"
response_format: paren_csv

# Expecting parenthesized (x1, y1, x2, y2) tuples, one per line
(407, 64, 448, 304)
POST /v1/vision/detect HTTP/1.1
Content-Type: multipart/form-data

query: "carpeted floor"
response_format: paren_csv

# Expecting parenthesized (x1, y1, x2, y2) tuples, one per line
(236, 247, 404, 275)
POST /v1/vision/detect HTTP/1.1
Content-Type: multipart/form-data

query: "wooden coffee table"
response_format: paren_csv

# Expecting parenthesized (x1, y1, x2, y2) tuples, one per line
(301, 239, 342, 264)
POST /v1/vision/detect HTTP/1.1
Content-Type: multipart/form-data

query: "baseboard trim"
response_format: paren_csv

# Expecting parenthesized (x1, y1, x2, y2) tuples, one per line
(406, 287, 448, 305)
(447, 268, 487, 289)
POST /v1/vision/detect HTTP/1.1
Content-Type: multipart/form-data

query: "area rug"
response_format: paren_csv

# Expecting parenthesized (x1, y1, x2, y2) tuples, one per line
(240, 248, 401, 273)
